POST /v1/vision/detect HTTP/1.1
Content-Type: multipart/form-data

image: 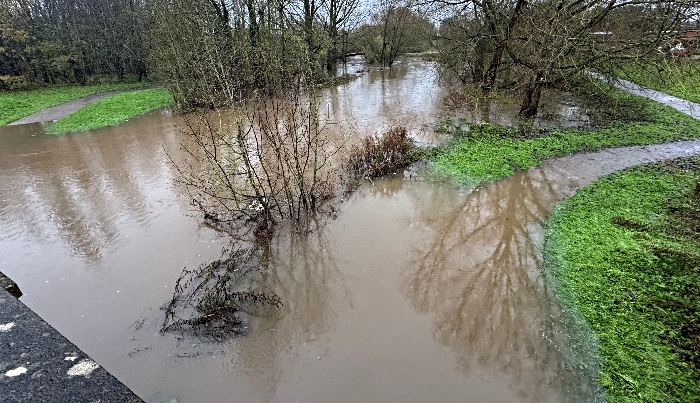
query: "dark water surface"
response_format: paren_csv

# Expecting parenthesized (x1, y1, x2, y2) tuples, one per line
(5, 59, 698, 402)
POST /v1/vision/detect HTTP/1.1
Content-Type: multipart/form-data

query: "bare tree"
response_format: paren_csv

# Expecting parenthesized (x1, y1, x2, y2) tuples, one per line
(433, 0, 699, 119)
(169, 89, 341, 234)
(355, 0, 435, 66)
(320, 0, 362, 69)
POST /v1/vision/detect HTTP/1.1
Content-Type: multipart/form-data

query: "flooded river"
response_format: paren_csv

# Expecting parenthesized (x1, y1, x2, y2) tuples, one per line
(3, 58, 699, 402)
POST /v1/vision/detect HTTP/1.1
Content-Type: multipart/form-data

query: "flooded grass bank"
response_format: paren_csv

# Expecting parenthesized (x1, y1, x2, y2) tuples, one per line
(544, 158, 700, 402)
(0, 81, 147, 126)
(430, 86, 700, 186)
(46, 89, 173, 134)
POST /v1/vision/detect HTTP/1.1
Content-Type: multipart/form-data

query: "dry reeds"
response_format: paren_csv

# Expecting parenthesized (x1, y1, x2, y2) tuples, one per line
(344, 127, 419, 184)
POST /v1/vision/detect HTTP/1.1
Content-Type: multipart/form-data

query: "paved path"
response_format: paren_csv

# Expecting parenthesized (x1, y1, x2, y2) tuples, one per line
(0, 274, 142, 402)
(9, 88, 147, 126)
(589, 72, 700, 119)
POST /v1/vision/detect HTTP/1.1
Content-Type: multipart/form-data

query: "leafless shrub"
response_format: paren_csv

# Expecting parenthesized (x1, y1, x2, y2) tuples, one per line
(161, 244, 282, 339)
(343, 126, 420, 185)
(168, 89, 342, 235)
(165, 99, 423, 340)
(444, 89, 473, 110)
(164, 89, 345, 338)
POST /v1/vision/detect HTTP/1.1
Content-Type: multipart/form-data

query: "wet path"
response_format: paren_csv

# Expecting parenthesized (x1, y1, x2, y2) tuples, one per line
(9, 88, 149, 126)
(0, 285, 142, 402)
(589, 72, 700, 119)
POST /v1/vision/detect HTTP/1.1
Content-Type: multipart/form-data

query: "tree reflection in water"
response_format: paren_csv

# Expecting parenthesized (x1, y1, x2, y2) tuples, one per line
(0, 119, 183, 263)
(234, 218, 350, 400)
(402, 167, 601, 402)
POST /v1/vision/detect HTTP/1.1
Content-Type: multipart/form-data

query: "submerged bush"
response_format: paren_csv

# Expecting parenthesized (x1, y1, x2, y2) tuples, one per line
(344, 126, 420, 183)
(162, 244, 282, 339)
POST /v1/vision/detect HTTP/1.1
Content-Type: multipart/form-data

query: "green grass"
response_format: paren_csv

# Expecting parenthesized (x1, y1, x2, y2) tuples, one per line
(430, 88, 700, 186)
(0, 82, 146, 126)
(544, 159, 700, 402)
(46, 88, 173, 134)
(617, 60, 700, 103)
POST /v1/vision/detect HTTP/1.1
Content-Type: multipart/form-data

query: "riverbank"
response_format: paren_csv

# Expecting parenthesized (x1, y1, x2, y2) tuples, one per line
(430, 85, 700, 186)
(0, 82, 147, 127)
(543, 159, 700, 402)
(45, 88, 173, 134)
(428, 78, 700, 402)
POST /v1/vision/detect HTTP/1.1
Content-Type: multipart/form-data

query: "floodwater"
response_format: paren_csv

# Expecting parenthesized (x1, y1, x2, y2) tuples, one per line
(2, 58, 699, 402)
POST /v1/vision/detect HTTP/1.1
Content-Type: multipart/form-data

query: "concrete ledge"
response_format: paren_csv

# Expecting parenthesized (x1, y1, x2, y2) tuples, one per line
(0, 275, 142, 403)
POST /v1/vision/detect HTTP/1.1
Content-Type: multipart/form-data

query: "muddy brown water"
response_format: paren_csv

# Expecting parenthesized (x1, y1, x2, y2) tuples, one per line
(2, 58, 700, 402)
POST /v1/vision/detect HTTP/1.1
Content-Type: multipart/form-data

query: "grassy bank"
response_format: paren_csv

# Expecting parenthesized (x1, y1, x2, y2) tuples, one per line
(0, 82, 146, 126)
(430, 88, 700, 186)
(617, 60, 700, 103)
(544, 159, 700, 402)
(46, 88, 173, 134)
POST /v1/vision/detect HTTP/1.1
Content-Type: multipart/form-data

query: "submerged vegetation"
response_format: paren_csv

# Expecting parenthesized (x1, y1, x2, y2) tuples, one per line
(162, 244, 282, 339)
(544, 158, 700, 402)
(0, 82, 146, 126)
(164, 104, 419, 336)
(431, 85, 700, 186)
(344, 126, 421, 183)
(46, 88, 173, 134)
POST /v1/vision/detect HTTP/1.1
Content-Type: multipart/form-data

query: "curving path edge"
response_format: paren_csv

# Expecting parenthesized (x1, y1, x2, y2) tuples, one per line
(9, 88, 149, 126)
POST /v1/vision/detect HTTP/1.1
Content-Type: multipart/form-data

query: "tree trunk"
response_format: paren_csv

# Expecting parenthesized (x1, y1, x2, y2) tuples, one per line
(519, 72, 544, 119)
(482, 42, 502, 90)
(471, 37, 488, 84)
(481, 0, 527, 91)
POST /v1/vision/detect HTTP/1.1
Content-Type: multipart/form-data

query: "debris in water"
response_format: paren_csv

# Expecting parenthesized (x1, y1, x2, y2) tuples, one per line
(161, 243, 282, 340)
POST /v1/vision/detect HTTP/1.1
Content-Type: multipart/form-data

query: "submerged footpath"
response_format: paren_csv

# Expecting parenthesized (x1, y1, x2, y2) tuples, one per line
(539, 79, 700, 401)
(0, 273, 142, 403)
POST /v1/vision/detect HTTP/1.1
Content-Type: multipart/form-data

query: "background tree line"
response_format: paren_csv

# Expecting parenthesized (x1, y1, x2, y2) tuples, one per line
(2, 0, 697, 120)
(0, 0, 147, 89)
(0, 0, 435, 107)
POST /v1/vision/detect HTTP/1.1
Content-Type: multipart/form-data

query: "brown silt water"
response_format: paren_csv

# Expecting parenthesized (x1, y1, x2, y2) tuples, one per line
(4, 58, 700, 402)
